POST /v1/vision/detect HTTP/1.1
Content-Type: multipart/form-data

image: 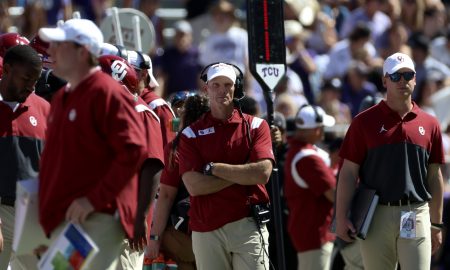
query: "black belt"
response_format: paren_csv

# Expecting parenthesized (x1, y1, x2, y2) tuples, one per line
(0, 196, 15, 207)
(379, 198, 422, 206)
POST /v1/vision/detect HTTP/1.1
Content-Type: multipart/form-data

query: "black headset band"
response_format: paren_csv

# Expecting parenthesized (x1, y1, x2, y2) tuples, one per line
(135, 51, 150, 69)
(299, 104, 323, 124)
(200, 62, 245, 99)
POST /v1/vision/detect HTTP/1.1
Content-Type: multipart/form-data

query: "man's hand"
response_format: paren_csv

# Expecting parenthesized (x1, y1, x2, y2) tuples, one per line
(431, 227, 442, 255)
(129, 215, 148, 251)
(65, 197, 94, 224)
(336, 218, 356, 243)
(145, 237, 161, 260)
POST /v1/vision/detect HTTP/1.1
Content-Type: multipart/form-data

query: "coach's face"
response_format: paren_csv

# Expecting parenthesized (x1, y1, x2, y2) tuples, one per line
(2, 63, 40, 103)
(48, 41, 82, 80)
(206, 76, 235, 109)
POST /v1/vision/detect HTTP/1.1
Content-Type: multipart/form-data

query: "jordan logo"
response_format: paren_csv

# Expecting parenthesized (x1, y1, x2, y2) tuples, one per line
(379, 125, 387, 133)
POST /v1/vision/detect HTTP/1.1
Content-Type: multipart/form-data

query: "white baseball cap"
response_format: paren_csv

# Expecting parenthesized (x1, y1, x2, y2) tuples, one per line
(174, 20, 192, 34)
(383, 52, 415, 75)
(295, 105, 335, 129)
(128, 50, 159, 88)
(39, 19, 103, 57)
(206, 63, 236, 83)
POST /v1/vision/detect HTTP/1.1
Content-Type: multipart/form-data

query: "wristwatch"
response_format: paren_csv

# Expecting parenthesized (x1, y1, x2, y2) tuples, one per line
(149, 234, 160, 241)
(203, 162, 214, 176)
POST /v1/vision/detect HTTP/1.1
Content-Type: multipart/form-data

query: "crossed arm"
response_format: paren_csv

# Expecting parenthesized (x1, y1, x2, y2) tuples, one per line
(182, 159, 273, 196)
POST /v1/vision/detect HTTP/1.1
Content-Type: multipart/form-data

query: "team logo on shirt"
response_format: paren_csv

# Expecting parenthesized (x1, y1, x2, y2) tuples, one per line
(68, 109, 77, 122)
(29, 116, 37, 126)
(198, 127, 215, 136)
(418, 126, 425, 135)
(379, 124, 387, 133)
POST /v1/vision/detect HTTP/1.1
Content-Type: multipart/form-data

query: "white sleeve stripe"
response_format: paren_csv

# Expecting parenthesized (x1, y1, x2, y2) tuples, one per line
(135, 104, 151, 113)
(134, 104, 161, 123)
(149, 98, 176, 117)
(251, 117, 263, 129)
(291, 149, 318, 189)
(148, 109, 161, 123)
(182, 127, 196, 138)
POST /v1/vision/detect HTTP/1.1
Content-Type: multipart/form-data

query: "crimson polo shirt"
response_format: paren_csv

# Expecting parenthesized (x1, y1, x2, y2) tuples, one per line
(133, 96, 164, 163)
(177, 110, 275, 232)
(340, 101, 445, 203)
(160, 141, 180, 188)
(0, 93, 50, 199)
(39, 70, 148, 237)
(140, 88, 176, 146)
(284, 141, 336, 252)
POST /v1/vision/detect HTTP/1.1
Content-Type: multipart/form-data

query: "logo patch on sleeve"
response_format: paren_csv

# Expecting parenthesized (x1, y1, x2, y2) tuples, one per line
(198, 127, 215, 136)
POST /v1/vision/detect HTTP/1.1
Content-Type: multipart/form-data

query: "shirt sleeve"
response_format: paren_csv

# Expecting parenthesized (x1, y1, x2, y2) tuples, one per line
(178, 127, 204, 176)
(339, 117, 367, 164)
(249, 117, 275, 163)
(297, 155, 336, 197)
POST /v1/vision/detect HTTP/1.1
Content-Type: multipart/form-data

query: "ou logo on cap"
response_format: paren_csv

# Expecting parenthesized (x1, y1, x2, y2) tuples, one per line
(111, 60, 128, 81)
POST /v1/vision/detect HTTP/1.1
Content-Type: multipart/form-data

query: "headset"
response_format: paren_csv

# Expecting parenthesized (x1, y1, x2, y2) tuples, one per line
(200, 62, 245, 100)
(299, 104, 323, 124)
(135, 51, 151, 70)
(114, 44, 129, 60)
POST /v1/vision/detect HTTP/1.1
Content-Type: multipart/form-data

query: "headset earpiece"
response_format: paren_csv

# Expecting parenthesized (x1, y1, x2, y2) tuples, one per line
(114, 45, 128, 60)
(199, 62, 245, 99)
(135, 51, 150, 70)
(299, 104, 323, 124)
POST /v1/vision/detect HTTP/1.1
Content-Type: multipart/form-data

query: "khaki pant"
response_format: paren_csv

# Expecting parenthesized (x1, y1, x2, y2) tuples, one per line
(0, 205, 39, 270)
(161, 226, 196, 270)
(297, 241, 334, 270)
(192, 217, 269, 270)
(360, 202, 431, 270)
(340, 241, 364, 270)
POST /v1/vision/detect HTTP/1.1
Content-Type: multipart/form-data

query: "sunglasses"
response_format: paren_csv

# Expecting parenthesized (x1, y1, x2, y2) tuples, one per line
(387, 72, 415, 82)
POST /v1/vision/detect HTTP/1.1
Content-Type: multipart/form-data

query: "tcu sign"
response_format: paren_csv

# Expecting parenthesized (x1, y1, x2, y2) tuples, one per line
(256, 64, 286, 90)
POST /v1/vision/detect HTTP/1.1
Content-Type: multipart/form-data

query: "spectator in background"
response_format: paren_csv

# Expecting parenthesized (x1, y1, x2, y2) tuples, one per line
(320, 0, 351, 36)
(284, 104, 336, 270)
(400, 0, 426, 34)
(139, 0, 165, 53)
(430, 27, 450, 68)
(422, 2, 447, 40)
(408, 32, 450, 101)
(317, 78, 352, 125)
(323, 22, 379, 80)
(341, 61, 378, 117)
(38, 19, 148, 269)
(378, 22, 411, 59)
(284, 20, 318, 105)
(0, 45, 49, 270)
(198, 0, 248, 74)
(340, 0, 391, 49)
(275, 92, 302, 119)
(20, 1, 48, 39)
(184, 0, 215, 47)
(0, 2, 12, 33)
(154, 20, 202, 99)
(239, 95, 261, 116)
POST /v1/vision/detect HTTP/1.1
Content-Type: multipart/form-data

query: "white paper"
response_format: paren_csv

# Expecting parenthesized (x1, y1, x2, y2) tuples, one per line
(38, 223, 99, 270)
(13, 178, 49, 255)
